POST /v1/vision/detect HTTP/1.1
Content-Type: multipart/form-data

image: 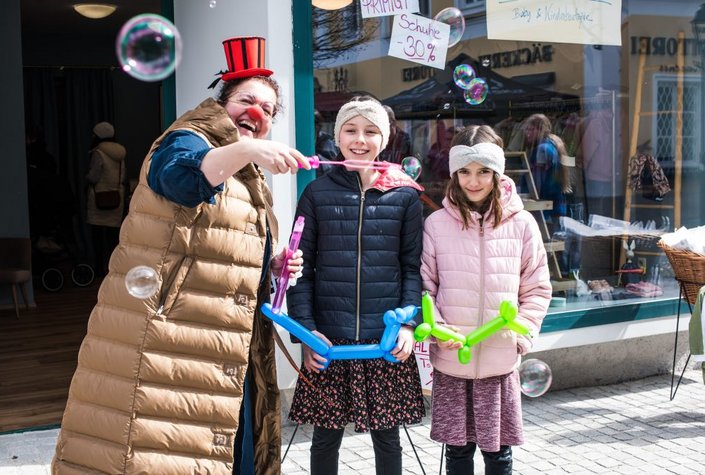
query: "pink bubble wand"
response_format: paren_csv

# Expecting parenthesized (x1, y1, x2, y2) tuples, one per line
(301, 155, 401, 171)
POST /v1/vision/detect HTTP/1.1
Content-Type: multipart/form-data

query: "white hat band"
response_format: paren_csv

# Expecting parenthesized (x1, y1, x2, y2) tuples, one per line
(448, 143, 505, 176)
(334, 100, 390, 151)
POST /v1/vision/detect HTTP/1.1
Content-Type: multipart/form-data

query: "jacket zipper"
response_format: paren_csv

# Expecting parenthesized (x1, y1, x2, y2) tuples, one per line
(475, 215, 486, 374)
(355, 176, 365, 341)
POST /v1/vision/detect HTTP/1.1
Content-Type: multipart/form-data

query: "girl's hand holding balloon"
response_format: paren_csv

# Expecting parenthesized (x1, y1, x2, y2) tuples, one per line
(303, 330, 331, 373)
(391, 326, 415, 362)
(436, 324, 465, 350)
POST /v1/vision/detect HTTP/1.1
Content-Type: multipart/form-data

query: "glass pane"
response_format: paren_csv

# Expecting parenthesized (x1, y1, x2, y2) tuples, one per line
(311, 0, 705, 313)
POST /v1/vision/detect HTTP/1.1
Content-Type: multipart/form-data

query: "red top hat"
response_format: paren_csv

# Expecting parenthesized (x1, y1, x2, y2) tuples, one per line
(221, 36, 273, 82)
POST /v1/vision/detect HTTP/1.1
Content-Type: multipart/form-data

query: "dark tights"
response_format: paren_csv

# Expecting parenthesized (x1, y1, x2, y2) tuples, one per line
(311, 426, 402, 475)
(445, 443, 512, 475)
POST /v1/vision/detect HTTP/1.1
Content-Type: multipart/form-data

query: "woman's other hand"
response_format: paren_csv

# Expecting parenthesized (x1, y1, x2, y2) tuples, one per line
(271, 248, 303, 277)
(303, 330, 332, 373)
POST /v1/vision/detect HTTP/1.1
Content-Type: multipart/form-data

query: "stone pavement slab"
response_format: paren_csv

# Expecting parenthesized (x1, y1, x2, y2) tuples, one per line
(1, 368, 704, 474)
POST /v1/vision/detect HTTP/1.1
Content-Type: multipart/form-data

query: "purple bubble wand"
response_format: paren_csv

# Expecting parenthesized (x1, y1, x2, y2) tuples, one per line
(271, 216, 305, 314)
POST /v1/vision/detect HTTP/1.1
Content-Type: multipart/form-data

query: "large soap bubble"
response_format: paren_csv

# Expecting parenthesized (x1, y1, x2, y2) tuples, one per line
(519, 358, 553, 397)
(401, 156, 422, 181)
(125, 265, 160, 299)
(116, 14, 182, 82)
(434, 7, 466, 48)
(453, 64, 476, 90)
(463, 78, 489, 105)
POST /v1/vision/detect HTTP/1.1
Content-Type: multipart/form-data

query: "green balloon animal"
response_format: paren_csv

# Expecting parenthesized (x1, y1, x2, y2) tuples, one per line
(414, 291, 530, 364)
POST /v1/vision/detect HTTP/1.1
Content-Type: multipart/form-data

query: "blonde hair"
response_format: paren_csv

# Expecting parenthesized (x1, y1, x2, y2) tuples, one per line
(446, 125, 504, 229)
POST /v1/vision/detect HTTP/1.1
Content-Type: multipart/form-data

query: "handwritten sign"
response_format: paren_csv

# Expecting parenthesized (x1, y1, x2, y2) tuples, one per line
(360, 0, 419, 19)
(413, 341, 433, 393)
(487, 0, 622, 46)
(388, 13, 449, 70)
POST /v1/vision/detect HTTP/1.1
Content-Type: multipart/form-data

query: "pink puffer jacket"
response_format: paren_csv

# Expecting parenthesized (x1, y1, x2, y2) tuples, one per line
(421, 176, 551, 379)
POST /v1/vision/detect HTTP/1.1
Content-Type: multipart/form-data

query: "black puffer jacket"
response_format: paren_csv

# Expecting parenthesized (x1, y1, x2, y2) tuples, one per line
(286, 165, 423, 340)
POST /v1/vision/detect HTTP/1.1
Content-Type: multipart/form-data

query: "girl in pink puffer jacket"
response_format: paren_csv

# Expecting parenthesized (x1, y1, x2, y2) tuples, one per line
(421, 125, 552, 474)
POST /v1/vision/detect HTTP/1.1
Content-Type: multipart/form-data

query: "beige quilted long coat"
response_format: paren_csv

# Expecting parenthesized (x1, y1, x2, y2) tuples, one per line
(52, 99, 281, 474)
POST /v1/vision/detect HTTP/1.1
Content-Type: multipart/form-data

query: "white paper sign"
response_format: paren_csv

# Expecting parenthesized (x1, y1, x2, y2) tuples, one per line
(413, 341, 433, 393)
(487, 0, 622, 46)
(388, 13, 450, 70)
(360, 0, 420, 19)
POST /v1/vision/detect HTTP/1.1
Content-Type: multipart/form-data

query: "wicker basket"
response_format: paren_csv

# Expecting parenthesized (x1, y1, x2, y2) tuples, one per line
(657, 240, 705, 305)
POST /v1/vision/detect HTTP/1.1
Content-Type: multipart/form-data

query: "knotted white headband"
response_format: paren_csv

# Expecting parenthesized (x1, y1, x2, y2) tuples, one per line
(334, 100, 390, 151)
(449, 142, 505, 176)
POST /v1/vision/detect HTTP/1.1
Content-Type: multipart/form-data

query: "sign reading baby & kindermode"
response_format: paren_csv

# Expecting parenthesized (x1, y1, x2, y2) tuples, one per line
(487, 0, 622, 46)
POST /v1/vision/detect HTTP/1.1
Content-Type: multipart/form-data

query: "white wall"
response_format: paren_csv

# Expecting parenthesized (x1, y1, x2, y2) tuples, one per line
(174, 0, 301, 389)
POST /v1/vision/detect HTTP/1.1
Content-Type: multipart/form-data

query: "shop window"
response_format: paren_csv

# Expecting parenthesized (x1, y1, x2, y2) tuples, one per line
(307, 0, 705, 317)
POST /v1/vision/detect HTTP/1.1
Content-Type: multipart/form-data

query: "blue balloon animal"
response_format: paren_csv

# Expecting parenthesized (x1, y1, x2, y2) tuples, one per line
(260, 303, 418, 369)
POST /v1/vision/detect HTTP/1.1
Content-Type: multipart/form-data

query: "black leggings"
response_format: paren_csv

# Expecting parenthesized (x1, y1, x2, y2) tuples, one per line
(445, 443, 512, 475)
(311, 426, 402, 475)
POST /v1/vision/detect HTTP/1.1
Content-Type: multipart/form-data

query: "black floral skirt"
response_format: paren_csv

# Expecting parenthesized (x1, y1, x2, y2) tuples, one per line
(288, 338, 426, 432)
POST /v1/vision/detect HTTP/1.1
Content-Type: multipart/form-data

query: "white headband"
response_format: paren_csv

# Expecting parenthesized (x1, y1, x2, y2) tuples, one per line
(334, 100, 390, 151)
(449, 143, 505, 176)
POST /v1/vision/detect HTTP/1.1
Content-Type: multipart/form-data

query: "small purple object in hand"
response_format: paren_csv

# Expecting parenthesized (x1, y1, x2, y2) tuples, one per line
(271, 216, 305, 314)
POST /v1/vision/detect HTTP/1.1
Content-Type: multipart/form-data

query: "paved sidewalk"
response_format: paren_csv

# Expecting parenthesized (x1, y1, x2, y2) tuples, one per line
(2, 367, 704, 474)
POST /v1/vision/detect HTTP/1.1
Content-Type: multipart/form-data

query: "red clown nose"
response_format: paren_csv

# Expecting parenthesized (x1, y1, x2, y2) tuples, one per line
(246, 105, 265, 122)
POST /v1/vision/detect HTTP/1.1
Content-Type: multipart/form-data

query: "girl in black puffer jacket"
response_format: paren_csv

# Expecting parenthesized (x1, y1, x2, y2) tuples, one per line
(287, 96, 426, 475)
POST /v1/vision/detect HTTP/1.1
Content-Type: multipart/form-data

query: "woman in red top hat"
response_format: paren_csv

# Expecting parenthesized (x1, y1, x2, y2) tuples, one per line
(52, 37, 309, 475)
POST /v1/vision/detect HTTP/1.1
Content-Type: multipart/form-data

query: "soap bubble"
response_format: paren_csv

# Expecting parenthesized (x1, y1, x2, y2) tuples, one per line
(434, 7, 465, 48)
(116, 14, 182, 82)
(209, 0, 217, 7)
(463, 78, 489, 105)
(519, 358, 553, 397)
(442, 103, 451, 110)
(401, 156, 422, 181)
(125, 265, 160, 299)
(482, 58, 491, 67)
(453, 64, 476, 90)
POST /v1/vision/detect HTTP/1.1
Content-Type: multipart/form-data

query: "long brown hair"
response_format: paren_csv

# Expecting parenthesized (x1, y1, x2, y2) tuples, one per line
(522, 113, 571, 192)
(446, 125, 504, 229)
(522, 113, 568, 157)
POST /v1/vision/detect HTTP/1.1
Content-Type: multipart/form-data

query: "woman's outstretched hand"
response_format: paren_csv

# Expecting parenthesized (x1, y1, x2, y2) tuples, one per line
(200, 138, 311, 186)
(242, 138, 311, 174)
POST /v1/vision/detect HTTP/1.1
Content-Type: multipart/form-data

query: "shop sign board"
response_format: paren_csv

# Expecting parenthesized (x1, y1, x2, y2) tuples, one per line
(360, 0, 419, 19)
(388, 13, 450, 70)
(487, 0, 622, 46)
